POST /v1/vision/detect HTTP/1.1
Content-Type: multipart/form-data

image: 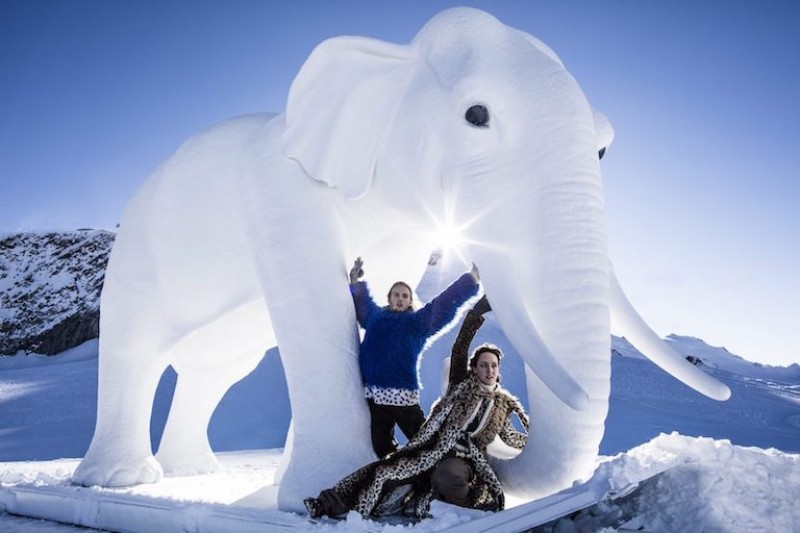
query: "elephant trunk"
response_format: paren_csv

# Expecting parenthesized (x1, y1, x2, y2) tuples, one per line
(463, 146, 611, 498)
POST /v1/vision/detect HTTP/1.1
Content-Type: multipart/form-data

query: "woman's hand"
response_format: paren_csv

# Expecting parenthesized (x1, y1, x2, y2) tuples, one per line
(349, 257, 364, 284)
(470, 294, 492, 316)
(470, 262, 480, 282)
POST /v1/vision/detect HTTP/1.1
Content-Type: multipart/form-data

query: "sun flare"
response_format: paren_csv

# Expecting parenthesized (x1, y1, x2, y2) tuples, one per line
(435, 220, 465, 254)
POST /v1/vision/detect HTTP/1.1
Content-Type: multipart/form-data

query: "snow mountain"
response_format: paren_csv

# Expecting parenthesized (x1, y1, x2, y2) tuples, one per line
(0, 230, 114, 356)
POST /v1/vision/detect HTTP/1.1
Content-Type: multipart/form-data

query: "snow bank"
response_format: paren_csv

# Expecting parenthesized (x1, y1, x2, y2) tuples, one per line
(556, 432, 800, 533)
(623, 433, 800, 532)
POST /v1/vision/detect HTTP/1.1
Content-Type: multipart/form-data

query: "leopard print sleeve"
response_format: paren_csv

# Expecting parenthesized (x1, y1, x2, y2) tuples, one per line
(497, 396, 529, 449)
(514, 401, 530, 432)
(447, 311, 485, 392)
(498, 416, 528, 450)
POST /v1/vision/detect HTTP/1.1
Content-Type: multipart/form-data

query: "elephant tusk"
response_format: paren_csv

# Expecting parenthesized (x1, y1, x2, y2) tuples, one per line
(609, 269, 731, 401)
(476, 254, 590, 411)
(493, 297, 590, 410)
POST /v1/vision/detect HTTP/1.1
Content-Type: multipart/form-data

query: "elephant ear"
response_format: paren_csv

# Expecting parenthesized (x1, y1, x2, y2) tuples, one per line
(283, 36, 414, 200)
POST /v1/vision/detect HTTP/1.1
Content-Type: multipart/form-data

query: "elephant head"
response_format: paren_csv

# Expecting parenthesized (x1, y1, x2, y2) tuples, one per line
(284, 7, 730, 499)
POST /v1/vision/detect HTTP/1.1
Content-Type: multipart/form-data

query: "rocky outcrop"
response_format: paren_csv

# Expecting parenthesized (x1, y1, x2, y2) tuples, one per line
(0, 230, 114, 355)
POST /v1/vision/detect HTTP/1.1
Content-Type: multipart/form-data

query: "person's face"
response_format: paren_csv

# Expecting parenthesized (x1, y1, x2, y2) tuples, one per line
(473, 351, 500, 386)
(388, 284, 412, 312)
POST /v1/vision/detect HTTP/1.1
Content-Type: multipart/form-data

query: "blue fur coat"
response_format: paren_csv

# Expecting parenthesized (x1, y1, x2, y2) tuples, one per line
(351, 273, 479, 391)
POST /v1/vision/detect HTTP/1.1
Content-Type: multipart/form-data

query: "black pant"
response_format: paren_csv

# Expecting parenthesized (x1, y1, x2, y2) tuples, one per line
(431, 456, 474, 507)
(367, 399, 425, 459)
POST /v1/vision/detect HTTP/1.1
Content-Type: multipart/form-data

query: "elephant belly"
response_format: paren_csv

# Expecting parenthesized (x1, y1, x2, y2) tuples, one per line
(102, 114, 281, 359)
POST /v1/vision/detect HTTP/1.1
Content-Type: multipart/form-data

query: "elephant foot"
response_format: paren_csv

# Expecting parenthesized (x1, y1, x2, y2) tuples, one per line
(72, 453, 163, 488)
(157, 449, 220, 477)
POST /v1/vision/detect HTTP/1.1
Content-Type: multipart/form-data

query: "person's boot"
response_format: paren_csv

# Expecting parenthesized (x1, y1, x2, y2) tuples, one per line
(304, 497, 325, 519)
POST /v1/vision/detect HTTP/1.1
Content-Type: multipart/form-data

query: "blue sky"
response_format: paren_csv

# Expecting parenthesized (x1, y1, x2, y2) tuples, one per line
(1, 1, 798, 367)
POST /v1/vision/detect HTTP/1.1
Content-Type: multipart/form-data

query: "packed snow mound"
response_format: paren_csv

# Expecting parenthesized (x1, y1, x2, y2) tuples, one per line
(588, 433, 800, 533)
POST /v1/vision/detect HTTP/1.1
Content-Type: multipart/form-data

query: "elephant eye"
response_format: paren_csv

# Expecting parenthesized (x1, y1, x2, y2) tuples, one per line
(598, 147, 607, 160)
(465, 104, 490, 128)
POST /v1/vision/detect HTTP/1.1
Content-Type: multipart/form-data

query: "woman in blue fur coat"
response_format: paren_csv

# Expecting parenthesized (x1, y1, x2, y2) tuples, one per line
(349, 257, 480, 459)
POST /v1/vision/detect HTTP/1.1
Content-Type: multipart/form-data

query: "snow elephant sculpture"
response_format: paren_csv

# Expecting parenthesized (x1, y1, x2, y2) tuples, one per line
(73, 7, 730, 508)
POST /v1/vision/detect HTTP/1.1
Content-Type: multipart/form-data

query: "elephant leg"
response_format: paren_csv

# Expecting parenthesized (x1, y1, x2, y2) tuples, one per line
(72, 336, 168, 487)
(156, 301, 274, 476)
(241, 165, 377, 509)
(273, 294, 375, 509)
(253, 247, 374, 511)
(155, 367, 227, 476)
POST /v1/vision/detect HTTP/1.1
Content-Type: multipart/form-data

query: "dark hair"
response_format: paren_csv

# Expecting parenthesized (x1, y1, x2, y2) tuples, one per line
(469, 343, 503, 368)
(387, 281, 414, 310)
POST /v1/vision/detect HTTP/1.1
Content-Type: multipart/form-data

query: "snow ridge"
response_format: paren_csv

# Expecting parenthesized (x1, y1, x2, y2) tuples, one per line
(0, 230, 114, 355)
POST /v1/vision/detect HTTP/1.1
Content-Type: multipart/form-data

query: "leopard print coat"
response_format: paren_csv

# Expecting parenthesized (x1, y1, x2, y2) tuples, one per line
(331, 310, 529, 518)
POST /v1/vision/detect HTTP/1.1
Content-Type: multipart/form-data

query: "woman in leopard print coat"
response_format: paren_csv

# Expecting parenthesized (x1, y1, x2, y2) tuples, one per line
(305, 295, 529, 520)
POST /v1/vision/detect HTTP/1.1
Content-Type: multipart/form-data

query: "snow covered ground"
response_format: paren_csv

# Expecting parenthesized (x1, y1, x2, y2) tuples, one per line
(1, 318, 799, 531)
(1, 433, 798, 532)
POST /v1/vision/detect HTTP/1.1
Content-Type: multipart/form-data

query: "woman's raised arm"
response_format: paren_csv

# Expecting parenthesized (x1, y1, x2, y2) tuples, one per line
(447, 295, 491, 391)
